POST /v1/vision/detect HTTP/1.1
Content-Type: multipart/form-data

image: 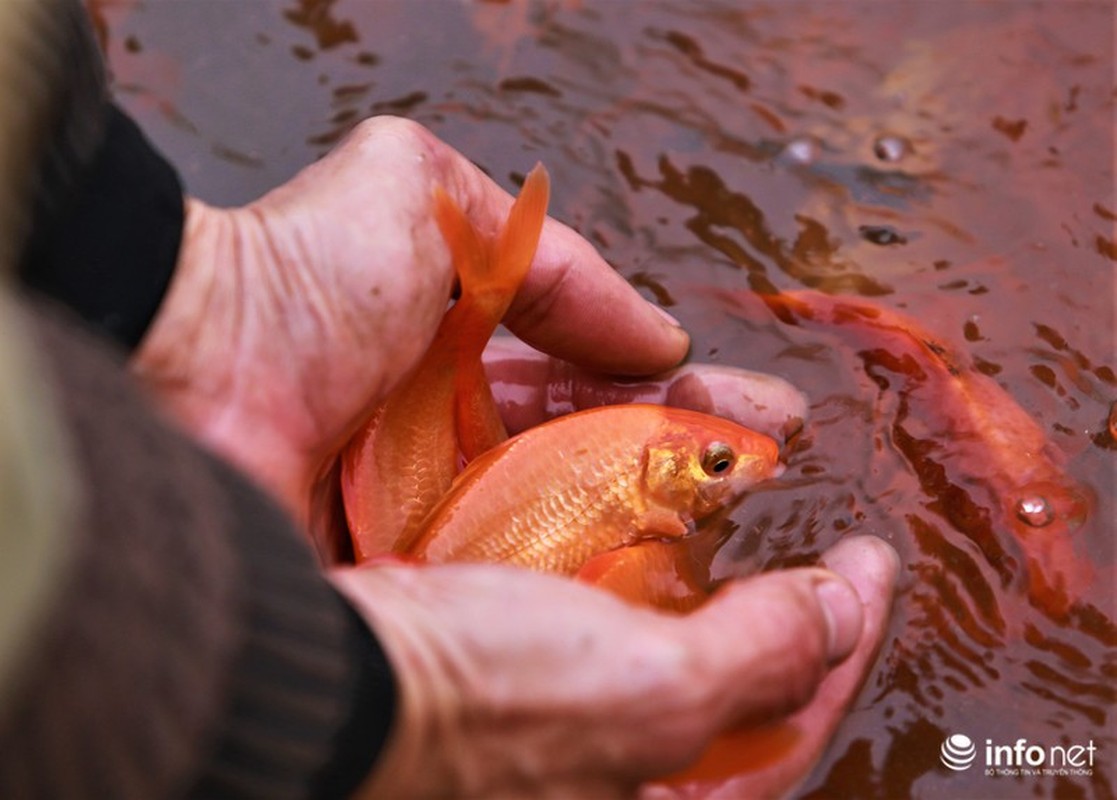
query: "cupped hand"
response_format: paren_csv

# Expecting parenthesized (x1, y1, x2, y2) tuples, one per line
(130, 113, 895, 797)
(131, 115, 805, 538)
(132, 116, 687, 530)
(331, 535, 898, 798)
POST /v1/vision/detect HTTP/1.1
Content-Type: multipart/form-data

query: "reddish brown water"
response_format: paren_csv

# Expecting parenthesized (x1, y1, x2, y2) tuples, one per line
(97, 2, 1115, 797)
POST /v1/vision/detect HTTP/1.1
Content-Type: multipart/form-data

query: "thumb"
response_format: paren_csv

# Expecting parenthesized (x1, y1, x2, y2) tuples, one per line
(502, 216, 690, 375)
(417, 129, 688, 375)
(676, 536, 894, 730)
(320, 116, 688, 375)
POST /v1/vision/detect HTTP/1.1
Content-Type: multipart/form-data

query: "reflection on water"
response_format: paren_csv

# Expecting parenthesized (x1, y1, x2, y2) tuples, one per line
(98, 1, 1115, 797)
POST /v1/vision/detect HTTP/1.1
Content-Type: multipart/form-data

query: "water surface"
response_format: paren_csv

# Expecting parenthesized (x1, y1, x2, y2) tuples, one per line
(96, 2, 1116, 797)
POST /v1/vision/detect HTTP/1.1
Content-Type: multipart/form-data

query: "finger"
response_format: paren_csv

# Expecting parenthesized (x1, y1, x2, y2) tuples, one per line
(483, 337, 808, 443)
(505, 218, 690, 374)
(417, 126, 690, 375)
(679, 536, 897, 732)
(653, 536, 898, 796)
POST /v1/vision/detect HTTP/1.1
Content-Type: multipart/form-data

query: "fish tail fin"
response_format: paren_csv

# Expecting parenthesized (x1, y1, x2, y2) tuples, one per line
(431, 162, 550, 302)
(746, 290, 809, 328)
(432, 186, 486, 295)
(493, 163, 550, 298)
(433, 164, 550, 461)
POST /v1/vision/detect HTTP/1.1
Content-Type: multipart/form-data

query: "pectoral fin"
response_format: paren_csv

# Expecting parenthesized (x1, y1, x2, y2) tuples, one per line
(635, 503, 689, 539)
(575, 540, 707, 613)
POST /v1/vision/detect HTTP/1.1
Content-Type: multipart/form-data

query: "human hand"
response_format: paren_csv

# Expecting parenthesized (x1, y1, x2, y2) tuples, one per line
(330, 535, 898, 798)
(132, 116, 687, 530)
(131, 116, 805, 541)
(483, 337, 808, 444)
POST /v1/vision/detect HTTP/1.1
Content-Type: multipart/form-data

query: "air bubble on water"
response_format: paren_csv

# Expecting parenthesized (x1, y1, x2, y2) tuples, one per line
(858, 225, 907, 246)
(784, 137, 817, 164)
(873, 134, 909, 162)
(1016, 495, 1055, 527)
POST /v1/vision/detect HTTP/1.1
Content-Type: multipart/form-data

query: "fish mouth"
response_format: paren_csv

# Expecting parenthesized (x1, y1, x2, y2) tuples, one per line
(696, 455, 784, 514)
(738, 451, 785, 484)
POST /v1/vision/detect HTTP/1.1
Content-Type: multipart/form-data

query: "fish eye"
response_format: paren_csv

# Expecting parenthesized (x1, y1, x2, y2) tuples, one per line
(701, 442, 735, 476)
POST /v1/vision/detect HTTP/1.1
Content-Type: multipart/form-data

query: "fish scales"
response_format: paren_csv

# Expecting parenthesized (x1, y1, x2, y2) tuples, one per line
(410, 404, 782, 575)
(414, 408, 663, 572)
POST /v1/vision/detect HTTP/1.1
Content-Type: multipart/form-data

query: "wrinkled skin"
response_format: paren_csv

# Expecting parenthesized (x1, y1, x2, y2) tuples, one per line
(132, 116, 897, 797)
(334, 536, 897, 799)
(134, 116, 692, 535)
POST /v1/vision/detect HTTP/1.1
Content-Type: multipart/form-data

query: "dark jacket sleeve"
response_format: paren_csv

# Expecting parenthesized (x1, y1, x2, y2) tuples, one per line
(18, 104, 185, 350)
(8, 4, 398, 795)
(14, 0, 178, 352)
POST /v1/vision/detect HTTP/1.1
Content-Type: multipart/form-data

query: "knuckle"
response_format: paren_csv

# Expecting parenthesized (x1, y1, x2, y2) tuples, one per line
(345, 116, 442, 175)
(352, 114, 428, 145)
(745, 579, 831, 712)
(689, 576, 834, 725)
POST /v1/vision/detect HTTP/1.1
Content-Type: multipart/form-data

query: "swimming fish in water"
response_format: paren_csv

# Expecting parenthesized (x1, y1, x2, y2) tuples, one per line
(728, 289, 1093, 618)
(410, 404, 781, 572)
(340, 165, 550, 560)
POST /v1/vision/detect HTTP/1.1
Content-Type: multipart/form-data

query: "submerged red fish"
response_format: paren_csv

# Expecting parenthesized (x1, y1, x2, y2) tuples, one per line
(727, 289, 1093, 618)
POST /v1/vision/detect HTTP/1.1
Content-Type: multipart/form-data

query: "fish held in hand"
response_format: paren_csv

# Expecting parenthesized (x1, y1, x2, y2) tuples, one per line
(341, 166, 550, 560)
(411, 404, 782, 573)
(574, 539, 710, 612)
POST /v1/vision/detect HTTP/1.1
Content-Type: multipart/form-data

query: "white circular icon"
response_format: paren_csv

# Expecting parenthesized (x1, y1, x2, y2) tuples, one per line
(941, 733, 977, 771)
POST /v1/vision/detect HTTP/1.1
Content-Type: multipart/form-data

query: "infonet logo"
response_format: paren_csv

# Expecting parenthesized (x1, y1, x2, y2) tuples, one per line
(941, 733, 1098, 777)
(941, 734, 977, 770)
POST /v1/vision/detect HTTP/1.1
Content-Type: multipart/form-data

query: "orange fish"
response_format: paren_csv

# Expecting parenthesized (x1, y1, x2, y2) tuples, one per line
(574, 538, 710, 612)
(336, 169, 795, 792)
(409, 403, 796, 792)
(341, 165, 550, 560)
(733, 289, 1093, 617)
(410, 404, 781, 572)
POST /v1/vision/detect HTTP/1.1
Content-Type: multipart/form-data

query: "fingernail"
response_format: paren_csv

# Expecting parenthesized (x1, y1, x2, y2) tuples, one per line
(813, 577, 863, 663)
(649, 302, 683, 328)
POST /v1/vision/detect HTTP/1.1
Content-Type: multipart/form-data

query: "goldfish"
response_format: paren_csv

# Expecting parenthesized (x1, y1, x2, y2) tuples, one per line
(574, 538, 710, 612)
(341, 165, 550, 560)
(727, 288, 1093, 618)
(404, 400, 795, 793)
(336, 172, 799, 793)
(410, 404, 781, 573)
(336, 168, 796, 792)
